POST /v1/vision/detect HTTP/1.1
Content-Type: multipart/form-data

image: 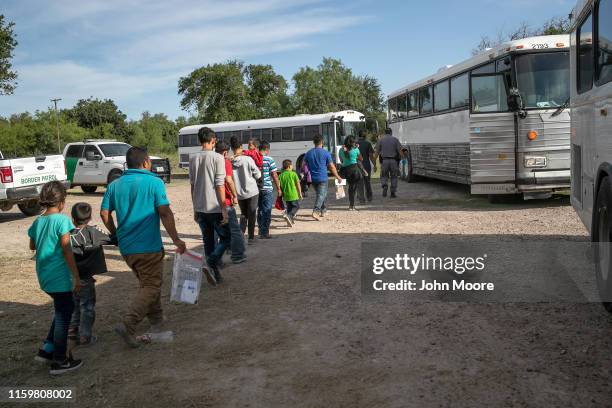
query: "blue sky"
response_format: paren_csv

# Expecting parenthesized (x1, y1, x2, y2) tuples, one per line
(0, 0, 575, 120)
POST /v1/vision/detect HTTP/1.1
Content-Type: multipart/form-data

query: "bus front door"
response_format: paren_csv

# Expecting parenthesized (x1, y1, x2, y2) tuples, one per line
(321, 122, 338, 163)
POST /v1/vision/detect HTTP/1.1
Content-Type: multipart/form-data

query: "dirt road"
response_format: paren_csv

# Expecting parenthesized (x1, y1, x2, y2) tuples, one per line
(1, 179, 611, 407)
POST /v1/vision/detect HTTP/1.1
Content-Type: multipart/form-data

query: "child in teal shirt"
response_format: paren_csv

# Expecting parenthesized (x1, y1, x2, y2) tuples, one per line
(28, 181, 83, 375)
(279, 159, 302, 226)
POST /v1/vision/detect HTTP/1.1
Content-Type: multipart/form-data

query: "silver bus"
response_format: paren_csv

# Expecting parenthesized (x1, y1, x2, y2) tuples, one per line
(570, 0, 612, 311)
(388, 35, 571, 200)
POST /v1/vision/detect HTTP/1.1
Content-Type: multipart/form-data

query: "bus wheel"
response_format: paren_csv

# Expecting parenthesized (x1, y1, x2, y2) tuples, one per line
(81, 185, 98, 194)
(593, 177, 612, 313)
(17, 200, 43, 216)
(108, 169, 123, 184)
(405, 148, 420, 183)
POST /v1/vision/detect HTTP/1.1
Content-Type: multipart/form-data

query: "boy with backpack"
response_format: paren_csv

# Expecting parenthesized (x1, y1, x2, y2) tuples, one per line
(68, 202, 116, 346)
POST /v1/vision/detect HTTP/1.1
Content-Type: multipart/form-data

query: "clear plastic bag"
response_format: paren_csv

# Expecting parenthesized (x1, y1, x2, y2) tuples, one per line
(170, 250, 203, 304)
(335, 185, 346, 200)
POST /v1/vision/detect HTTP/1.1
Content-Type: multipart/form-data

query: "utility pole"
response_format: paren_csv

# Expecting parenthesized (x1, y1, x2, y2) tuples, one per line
(50, 98, 62, 153)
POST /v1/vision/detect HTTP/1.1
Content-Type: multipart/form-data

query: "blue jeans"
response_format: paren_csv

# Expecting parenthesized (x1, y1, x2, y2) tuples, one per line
(285, 200, 300, 219)
(312, 181, 329, 213)
(257, 189, 274, 236)
(227, 206, 245, 261)
(196, 212, 231, 269)
(69, 277, 96, 340)
(44, 291, 74, 362)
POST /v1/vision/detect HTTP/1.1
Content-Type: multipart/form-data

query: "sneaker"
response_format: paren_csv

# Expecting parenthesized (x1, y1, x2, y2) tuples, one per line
(248, 238, 255, 245)
(390, 192, 397, 198)
(289, 216, 296, 226)
(261, 234, 272, 239)
(114, 325, 140, 349)
(34, 349, 53, 364)
(79, 335, 97, 346)
(382, 189, 388, 198)
(348, 207, 359, 211)
(320, 210, 328, 218)
(49, 358, 83, 375)
(211, 266, 224, 284)
(283, 213, 292, 227)
(232, 257, 247, 265)
(202, 266, 218, 287)
(311, 211, 320, 221)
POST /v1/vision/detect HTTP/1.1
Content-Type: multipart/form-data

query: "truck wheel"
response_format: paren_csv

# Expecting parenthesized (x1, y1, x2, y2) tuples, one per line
(17, 201, 43, 216)
(593, 177, 612, 313)
(108, 169, 123, 184)
(81, 185, 98, 194)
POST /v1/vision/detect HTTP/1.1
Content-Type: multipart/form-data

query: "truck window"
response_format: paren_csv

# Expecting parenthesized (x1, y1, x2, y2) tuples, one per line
(84, 145, 102, 159)
(597, 0, 612, 85)
(577, 13, 594, 93)
(65, 145, 84, 158)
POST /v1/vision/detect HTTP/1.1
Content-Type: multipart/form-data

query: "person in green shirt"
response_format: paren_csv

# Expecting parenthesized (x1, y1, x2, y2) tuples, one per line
(279, 159, 303, 227)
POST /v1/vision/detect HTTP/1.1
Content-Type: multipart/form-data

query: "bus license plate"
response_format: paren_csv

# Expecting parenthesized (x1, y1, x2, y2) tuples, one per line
(156, 166, 165, 172)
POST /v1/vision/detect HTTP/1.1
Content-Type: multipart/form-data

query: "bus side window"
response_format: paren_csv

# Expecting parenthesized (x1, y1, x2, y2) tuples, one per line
(252, 129, 261, 143)
(578, 13, 594, 93)
(408, 92, 419, 117)
(190, 134, 198, 146)
(420, 86, 433, 114)
(272, 128, 282, 142)
(397, 94, 408, 119)
(293, 127, 304, 141)
(451, 73, 469, 108)
(597, 0, 612, 85)
(282, 127, 293, 141)
(241, 130, 250, 144)
(262, 128, 272, 142)
(388, 97, 398, 121)
(304, 125, 318, 143)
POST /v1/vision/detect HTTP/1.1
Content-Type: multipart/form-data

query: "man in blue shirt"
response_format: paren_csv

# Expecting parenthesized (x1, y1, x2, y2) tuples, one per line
(100, 147, 185, 347)
(303, 134, 342, 220)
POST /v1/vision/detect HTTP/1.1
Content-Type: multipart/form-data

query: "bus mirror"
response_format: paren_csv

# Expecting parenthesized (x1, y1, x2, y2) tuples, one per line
(507, 88, 524, 112)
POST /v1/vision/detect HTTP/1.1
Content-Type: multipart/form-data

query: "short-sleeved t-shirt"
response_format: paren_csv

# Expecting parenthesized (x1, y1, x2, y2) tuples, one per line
(224, 158, 233, 207)
(304, 147, 332, 183)
(339, 148, 360, 167)
(279, 170, 300, 201)
(261, 155, 278, 191)
(358, 139, 374, 172)
(101, 169, 170, 256)
(28, 213, 75, 293)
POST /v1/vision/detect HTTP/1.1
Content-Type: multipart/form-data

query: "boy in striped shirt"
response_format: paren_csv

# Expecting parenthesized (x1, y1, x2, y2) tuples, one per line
(256, 141, 281, 239)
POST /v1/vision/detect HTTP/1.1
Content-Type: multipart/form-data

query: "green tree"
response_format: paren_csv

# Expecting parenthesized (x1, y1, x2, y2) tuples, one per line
(292, 58, 385, 120)
(178, 60, 251, 123)
(244, 64, 290, 118)
(0, 15, 17, 95)
(65, 97, 133, 142)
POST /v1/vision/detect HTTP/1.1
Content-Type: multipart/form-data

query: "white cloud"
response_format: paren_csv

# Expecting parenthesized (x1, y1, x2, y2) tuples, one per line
(0, 0, 363, 118)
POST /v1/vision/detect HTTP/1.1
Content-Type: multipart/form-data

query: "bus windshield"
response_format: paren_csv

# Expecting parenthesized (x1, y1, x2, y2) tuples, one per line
(515, 52, 569, 109)
(340, 121, 365, 139)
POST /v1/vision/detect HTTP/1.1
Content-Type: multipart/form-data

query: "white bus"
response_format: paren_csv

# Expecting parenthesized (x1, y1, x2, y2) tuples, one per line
(178, 110, 367, 169)
(570, 0, 612, 311)
(388, 35, 572, 200)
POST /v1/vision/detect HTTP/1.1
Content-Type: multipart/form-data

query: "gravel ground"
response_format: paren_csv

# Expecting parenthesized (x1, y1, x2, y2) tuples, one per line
(0, 178, 610, 407)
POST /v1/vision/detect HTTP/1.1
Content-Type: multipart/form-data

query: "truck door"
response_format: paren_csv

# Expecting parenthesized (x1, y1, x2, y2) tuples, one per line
(64, 144, 84, 184)
(77, 145, 104, 184)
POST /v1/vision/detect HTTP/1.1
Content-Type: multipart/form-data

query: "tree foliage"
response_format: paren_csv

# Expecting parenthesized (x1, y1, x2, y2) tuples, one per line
(178, 57, 385, 127)
(472, 16, 570, 55)
(0, 15, 18, 95)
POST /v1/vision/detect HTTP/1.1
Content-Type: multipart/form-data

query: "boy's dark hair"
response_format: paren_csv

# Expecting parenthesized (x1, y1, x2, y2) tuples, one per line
(344, 135, 355, 150)
(313, 134, 323, 146)
(215, 140, 229, 154)
(385, 128, 393, 135)
(126, 146, 149, 169)
(71, 202, 92, 225)
(259, 140, 270, 152)
(229, 135, 242, 150)
(282, 159, 292, 170)
(39, 181, 67, 208)
(248, 138, 258, 147)
(198, 127, 216, 144)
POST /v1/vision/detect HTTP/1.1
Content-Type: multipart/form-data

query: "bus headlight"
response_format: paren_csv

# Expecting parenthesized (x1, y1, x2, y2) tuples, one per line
(524, 156, 547, 168)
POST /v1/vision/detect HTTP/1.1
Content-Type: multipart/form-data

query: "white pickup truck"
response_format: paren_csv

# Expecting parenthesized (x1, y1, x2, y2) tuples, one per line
(63, 140, 171, 193)
(0, 150, 69, 216)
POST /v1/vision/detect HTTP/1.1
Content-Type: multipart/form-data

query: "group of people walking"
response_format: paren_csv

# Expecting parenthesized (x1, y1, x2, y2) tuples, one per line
(25, 125, 403, 375)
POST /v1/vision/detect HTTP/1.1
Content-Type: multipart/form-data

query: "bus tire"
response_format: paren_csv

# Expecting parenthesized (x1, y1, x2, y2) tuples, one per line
(593, 177, 612, 313)
(405, 147, 419, 183)
(81, 185, 97, 194)
(18, 200, 43, 216)
(108, 169, 123, 185)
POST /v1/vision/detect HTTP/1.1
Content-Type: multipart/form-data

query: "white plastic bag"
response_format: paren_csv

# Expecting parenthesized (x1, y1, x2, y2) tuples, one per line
(335, 185, 346, 200)
(170, 250, 203, 304)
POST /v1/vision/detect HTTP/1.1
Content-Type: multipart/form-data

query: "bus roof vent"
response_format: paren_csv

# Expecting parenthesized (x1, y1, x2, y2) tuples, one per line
(437, 65, 453, 73)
